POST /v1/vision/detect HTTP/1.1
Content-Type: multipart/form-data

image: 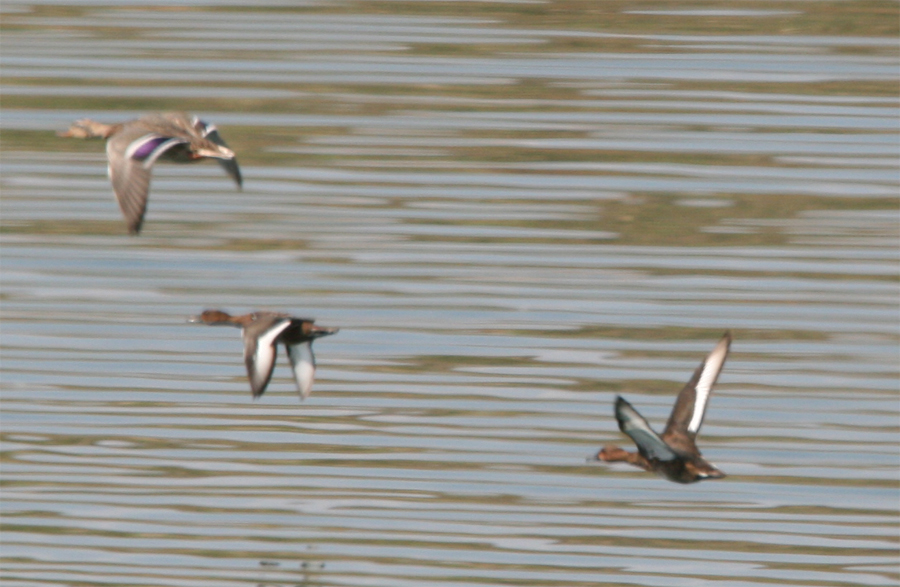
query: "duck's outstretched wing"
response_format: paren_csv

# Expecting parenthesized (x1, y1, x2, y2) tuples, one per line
(662, 332, 731, 451)
(285, 341, 317, 400)
(192, 117, 242, 188)
(615, 396, 677, 462)
(242, 318, 293, 398)
(106, 129, 189, 234)
(283, 322, 338, 400)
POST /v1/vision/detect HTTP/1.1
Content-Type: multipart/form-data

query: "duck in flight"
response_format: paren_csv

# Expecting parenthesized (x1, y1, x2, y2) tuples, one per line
(59, 112, 241, 234)
(594, 332, 731, 484)
(190, 310, 338, 400)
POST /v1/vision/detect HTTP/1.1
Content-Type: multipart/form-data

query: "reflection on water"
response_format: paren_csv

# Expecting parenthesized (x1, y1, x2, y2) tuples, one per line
(1, 1, 898, 586)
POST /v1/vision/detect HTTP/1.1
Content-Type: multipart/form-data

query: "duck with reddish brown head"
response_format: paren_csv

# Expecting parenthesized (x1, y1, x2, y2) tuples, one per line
(190, 310, 338, 400)
(593, 332, 731, 484)
(59, 112, 241, 234)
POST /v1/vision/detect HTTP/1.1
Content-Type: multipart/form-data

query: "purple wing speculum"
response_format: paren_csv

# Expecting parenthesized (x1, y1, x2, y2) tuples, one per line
(125, 134, 187, 168)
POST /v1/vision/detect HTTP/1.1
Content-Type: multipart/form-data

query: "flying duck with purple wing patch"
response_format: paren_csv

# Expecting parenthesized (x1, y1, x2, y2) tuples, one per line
(59, 112, 241, 234)
(593, 332, 731, 484)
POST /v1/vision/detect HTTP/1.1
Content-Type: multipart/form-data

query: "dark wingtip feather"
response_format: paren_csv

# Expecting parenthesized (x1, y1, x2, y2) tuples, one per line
(612, 395, 632, 430)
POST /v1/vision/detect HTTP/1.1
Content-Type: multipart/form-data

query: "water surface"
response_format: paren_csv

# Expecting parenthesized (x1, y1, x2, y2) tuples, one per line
(2, 1, 898, 586)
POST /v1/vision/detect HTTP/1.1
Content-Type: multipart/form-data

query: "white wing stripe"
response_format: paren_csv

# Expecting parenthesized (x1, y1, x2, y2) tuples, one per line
(256, 320, 291, 350)
(250, 344, 277, 390)
(124, 134, 159, 159)
(247, 320, 292, 390)
(286, 341, 316, 400)
(688, 341, 728, 433)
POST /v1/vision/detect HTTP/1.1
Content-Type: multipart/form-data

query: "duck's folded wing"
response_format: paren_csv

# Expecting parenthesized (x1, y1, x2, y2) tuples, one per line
(615, 396, 678, 461)
(192, 117, 242, 188)
(285, 341, 316, 400)
(243, 319, 292, 398)
(663, 332, 731, 445)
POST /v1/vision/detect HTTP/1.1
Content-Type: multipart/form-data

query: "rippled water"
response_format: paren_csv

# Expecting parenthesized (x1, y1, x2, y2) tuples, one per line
(2, 2, 898, 586)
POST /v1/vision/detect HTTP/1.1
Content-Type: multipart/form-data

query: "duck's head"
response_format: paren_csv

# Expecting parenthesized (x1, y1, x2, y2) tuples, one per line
(57, 119, 118, 139)
(188, 309, 234, 325)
